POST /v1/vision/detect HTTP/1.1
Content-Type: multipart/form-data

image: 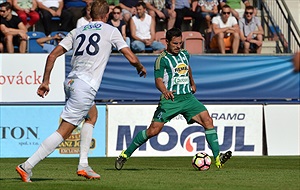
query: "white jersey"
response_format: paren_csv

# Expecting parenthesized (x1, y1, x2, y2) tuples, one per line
(59, 21, 128, 91)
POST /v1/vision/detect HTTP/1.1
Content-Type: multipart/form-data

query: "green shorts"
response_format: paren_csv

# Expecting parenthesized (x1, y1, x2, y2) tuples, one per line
(152, 93, 207, 124)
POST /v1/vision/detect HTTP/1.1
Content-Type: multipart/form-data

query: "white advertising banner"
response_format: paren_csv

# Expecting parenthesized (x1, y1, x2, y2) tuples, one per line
(264, 104, 300, 156)
(0, 54, 65, 102)
(107, 104, 263, 157)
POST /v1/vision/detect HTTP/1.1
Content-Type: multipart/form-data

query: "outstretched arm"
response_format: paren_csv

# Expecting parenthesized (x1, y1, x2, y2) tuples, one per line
(120, 47, 147, 77)
(37, 45, 67, 98)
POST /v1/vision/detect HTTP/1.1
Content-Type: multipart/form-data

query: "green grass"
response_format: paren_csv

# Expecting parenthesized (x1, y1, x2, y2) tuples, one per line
(0, 156, 299, 190)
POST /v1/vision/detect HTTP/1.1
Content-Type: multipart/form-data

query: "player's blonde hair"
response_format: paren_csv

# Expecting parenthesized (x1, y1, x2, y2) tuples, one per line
(91, 0, 109, 20)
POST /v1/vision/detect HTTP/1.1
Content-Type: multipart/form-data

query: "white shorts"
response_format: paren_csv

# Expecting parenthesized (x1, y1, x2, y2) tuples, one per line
(60, 78, 97, 126)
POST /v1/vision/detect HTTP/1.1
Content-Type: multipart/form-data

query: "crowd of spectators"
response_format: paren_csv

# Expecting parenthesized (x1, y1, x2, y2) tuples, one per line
(0, 0, 264, 54)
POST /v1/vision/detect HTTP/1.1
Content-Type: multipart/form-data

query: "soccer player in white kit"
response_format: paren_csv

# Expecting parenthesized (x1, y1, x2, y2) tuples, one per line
(16, 0, 147, 182)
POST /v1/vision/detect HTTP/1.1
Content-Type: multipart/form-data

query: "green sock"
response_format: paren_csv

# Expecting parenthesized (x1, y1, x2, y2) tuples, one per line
(205, 128, 220, 159)
(124, 130, 148, 158)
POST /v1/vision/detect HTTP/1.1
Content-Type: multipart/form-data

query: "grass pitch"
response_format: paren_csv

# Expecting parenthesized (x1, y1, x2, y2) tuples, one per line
(0, 156, 299, 190)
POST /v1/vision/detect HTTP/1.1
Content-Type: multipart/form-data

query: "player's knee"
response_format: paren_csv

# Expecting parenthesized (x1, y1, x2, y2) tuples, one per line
(146, 128, 160, 137)
(85, 117, 97, 125)
(202, 117, 214, 129)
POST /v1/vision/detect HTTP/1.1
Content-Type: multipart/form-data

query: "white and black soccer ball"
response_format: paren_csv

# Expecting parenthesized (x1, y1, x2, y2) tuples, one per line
(192, 152, 211, 171)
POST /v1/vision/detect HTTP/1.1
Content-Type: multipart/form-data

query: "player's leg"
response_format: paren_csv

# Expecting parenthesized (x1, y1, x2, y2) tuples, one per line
(192, 111, 232, 168)
(115, 99, 176, 170)
(115, 121, 165, 170)
(16, 120, 76, 182)
(191, 111, 220, 157)
(128, 121, 165, 157)
(192, 110, 232, 168)
(77, 104, 100, 179)
(185, 96, 231, 168)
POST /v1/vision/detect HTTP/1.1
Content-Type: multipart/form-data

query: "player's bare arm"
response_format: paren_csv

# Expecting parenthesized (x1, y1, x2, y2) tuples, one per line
(155, 78, 175, 101)
(120, 47, 147, 77)
(37, 45, 67, 98)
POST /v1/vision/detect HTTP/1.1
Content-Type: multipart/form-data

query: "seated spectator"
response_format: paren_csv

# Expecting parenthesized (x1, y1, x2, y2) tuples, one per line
(64, 0, 93, 29)
(219, 0, 253, 20)
(76, 3, 91, 28)
(119, 0, 139, 23)
(1, 0, 18, 15)
(107, 6, 130, 47)
(239, 6, 263, 54)
(106, 0, 119, 20)
(36, 31, 72, 55)
(144, 0, 176, 30)
(174, 0, 202, 32)
(0, 2, 27, 53)
(197, 0, 219, 33)
(210, 4, 239, 54)
(37, 0, 73, 35)
(130, 2, 165, 53)
(12, 0, 40, 29)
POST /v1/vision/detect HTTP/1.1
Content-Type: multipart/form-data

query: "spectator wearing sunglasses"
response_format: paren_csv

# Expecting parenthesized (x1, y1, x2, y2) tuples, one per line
(107, 6, 130, 47)
(209, 4, 239, 54)
(0, 1, 27, 53)
(239, 6, 263, 54)
(219, 0, 254, 20)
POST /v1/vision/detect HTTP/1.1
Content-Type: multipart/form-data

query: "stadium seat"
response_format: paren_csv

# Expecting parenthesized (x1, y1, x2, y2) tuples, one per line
(155, 31, 167, 48)
(27, 31, 47, 53)
(182, 31, 205, 54)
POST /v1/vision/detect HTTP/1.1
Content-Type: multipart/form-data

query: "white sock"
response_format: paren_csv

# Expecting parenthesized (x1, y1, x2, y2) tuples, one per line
(79, 123, 94, 167)
(25, 131, 64, 170)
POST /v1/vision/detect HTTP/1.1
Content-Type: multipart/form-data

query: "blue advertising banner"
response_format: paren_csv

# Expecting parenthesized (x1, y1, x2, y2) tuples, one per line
(0, 105, 106, 158)
(66, 55, 300, 102)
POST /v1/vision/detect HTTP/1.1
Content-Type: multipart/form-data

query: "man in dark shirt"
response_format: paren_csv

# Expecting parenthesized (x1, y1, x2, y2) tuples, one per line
(119, 0, 139, 23)
(0, 2, 27, 53)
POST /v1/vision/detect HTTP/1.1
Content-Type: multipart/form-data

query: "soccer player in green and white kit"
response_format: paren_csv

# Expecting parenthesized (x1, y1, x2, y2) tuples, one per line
(115, 28, 232, 170)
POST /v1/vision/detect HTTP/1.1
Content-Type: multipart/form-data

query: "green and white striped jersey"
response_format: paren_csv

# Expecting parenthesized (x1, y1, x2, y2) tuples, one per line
(154, 49, 192, 95)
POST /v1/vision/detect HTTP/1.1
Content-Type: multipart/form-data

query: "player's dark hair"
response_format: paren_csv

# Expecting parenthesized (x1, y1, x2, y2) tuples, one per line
(166, 28, 182, 42)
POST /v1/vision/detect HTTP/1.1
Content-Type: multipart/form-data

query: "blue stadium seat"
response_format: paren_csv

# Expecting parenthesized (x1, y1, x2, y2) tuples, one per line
(27, 31, 47, 53)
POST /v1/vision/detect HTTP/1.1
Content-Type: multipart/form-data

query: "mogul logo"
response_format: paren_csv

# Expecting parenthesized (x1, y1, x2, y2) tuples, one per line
(174, 63, 188, 76)
(56, 121, 96, 154)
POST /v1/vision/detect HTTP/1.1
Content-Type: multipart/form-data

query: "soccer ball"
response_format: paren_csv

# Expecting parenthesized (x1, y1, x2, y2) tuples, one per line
(192, 152, 211, 171)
